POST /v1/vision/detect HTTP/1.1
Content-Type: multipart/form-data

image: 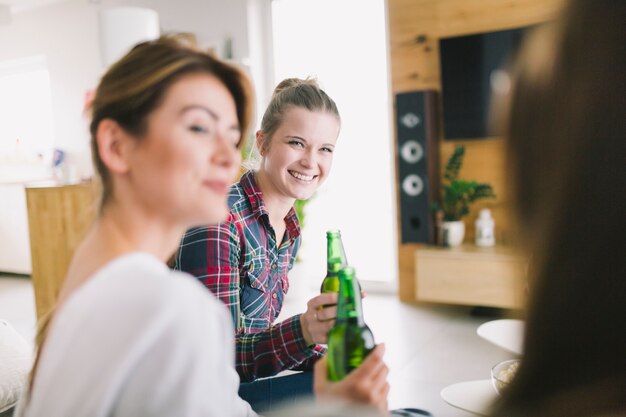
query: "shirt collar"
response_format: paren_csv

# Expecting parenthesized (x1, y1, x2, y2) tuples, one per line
(240, 171, 266, 217)
(240, 171, 301, 240)
(284, 206, 301, 240)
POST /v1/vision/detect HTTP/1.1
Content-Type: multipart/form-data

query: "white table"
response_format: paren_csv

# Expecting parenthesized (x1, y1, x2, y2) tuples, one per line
(476, 319, 524, 355)
(440, 380, 495, 416)
(440, 319, 524, 415)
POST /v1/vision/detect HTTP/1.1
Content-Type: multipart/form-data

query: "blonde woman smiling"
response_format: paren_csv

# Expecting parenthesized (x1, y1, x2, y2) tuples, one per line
(175, 78, 350, 410)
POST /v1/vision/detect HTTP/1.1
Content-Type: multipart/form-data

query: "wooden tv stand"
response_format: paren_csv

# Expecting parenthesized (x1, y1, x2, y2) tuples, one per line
(415, 244, 526, 309)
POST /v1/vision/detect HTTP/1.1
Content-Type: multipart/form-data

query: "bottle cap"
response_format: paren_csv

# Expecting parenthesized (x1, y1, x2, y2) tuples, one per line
(338, 266, 355, 279)
(478, 208, 492, 219)
(476, 208, 494, 228)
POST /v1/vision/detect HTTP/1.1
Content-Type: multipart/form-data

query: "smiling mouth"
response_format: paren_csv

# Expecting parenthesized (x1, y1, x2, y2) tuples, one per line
(288, 170, 317, 182)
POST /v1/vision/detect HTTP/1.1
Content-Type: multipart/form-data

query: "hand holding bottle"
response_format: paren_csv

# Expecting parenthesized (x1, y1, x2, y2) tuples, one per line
(300, 292, 338, 345)
(313, 344, 390, 415)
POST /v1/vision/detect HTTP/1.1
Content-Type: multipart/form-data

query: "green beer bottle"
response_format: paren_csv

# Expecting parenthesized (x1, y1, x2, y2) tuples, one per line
(327, 266, 375, 381)
(320, 230, 348, 293)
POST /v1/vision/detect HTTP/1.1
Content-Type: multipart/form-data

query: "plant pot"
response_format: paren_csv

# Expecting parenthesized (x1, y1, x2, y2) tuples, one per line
(443, 220, 465, 247)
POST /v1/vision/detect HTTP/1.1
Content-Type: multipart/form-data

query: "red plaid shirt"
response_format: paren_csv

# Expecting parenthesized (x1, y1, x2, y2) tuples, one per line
(174, 171, 325, 382)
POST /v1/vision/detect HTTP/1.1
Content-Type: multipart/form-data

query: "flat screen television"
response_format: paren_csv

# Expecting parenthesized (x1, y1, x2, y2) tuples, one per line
(439, 26, 530, 139)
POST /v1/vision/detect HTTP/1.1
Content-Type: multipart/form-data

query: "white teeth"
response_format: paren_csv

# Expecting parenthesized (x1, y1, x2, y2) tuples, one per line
(289, 171, 315, 181)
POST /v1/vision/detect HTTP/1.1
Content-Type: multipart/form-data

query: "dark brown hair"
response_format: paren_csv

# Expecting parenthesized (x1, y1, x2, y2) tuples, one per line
(90, 33, 254, 209)
(493, 0, 626, 415)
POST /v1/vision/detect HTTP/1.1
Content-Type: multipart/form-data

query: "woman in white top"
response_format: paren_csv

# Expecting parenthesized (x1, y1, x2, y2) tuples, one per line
(18, 35, 389, 417)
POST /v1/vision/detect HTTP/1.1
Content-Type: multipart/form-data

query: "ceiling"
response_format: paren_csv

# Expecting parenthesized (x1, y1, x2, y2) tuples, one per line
(2, 0, 77, 14)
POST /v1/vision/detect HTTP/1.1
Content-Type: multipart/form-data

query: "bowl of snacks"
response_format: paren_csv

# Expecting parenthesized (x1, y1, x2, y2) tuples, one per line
(490, 359, 520, 395)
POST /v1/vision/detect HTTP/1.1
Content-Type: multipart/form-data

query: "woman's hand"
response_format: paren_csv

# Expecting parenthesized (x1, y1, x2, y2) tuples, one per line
(300, 293, 338, 346)
(313, 344, 390, 415)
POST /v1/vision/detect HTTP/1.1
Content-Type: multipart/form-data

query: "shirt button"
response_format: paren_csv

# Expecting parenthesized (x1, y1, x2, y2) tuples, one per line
(272, 293, 277, 299)
(271, 263, 277, 270)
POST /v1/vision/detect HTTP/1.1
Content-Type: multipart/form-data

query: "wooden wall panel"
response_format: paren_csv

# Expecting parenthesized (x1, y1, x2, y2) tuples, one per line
(388, 0, 564, 302)
(388, 0, 440, 92)
(26, 182, 97, 320)
(436, 0, 564, 38)
(439, 139, 512, 244)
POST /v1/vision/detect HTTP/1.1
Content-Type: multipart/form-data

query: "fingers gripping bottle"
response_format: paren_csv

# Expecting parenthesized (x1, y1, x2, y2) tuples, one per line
(326, 266, 375, 381)
(320, 230, 348, 293)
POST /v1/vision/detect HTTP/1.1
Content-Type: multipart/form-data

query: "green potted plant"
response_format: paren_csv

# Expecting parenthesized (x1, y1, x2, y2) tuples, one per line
(432, 145, 496, 246)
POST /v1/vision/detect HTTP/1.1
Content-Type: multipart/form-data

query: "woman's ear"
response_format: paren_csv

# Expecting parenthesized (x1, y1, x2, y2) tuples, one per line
(255, 130, 266, 156)
(96, 119, 133, 175)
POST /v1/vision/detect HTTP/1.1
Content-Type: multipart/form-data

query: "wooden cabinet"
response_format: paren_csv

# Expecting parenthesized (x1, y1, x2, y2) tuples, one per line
(415, 245, 526, 309)
(25, 182, 97, 320)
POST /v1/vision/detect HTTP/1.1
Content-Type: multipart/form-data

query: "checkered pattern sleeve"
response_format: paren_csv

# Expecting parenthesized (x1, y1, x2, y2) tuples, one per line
(175, 221, 241, 329)
(235, 315, 325, 382)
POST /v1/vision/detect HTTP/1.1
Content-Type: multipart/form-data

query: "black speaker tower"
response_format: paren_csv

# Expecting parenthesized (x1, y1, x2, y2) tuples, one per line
(395, 91, 439, 244)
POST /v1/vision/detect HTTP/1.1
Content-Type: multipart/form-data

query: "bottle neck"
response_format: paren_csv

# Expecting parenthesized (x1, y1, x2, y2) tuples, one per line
(327, 233, 347, 273)
(327, 257, 343, 274)
(336, 274, 365, 326)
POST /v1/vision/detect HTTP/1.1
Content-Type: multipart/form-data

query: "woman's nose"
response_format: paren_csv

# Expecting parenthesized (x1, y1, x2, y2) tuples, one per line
(300, 149, 316, 168)
(213, 133, 240, 169)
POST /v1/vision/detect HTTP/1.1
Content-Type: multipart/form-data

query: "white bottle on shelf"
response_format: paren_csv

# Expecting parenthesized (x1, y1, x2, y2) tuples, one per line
(475, 208, 495, 247)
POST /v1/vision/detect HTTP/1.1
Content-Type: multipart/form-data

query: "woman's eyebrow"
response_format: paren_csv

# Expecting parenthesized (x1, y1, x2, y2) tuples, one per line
(285, 135, 306, 141)
(180, 105, 240, 130)
(180, 104, 217, 119)
(285, 135, 335, 147)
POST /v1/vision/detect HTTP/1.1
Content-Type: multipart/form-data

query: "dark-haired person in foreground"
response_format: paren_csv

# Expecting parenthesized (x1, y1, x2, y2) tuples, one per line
(490, 0, 626, 415)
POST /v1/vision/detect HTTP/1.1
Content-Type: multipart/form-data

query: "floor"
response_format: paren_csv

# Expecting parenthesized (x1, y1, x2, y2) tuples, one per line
(0, 272, 517, 417)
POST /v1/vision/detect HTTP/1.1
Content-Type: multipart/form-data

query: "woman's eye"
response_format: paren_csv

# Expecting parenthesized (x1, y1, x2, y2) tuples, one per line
(189, 125, 209, 134)
(288, 140, 304, 148)
(230, 133, 242, 149)
(320, 146, 334, 153)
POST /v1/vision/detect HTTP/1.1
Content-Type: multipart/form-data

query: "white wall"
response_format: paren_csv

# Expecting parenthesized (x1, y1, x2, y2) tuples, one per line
(271, 0, 397, 288)
(0, 0, 398, 286)
(0, 0, 101, 175)
(150, 0, 249, 61)
(0, 0, 254, 274)
(0, 0, 251, 178)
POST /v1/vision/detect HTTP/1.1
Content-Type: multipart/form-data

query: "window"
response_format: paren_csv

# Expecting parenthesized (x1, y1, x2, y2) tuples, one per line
(271, 0, 396, 287)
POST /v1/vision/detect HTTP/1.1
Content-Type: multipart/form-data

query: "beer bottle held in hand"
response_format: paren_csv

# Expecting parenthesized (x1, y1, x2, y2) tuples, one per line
(320, 230, 348, 293)
(327, 266, 375, 381)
